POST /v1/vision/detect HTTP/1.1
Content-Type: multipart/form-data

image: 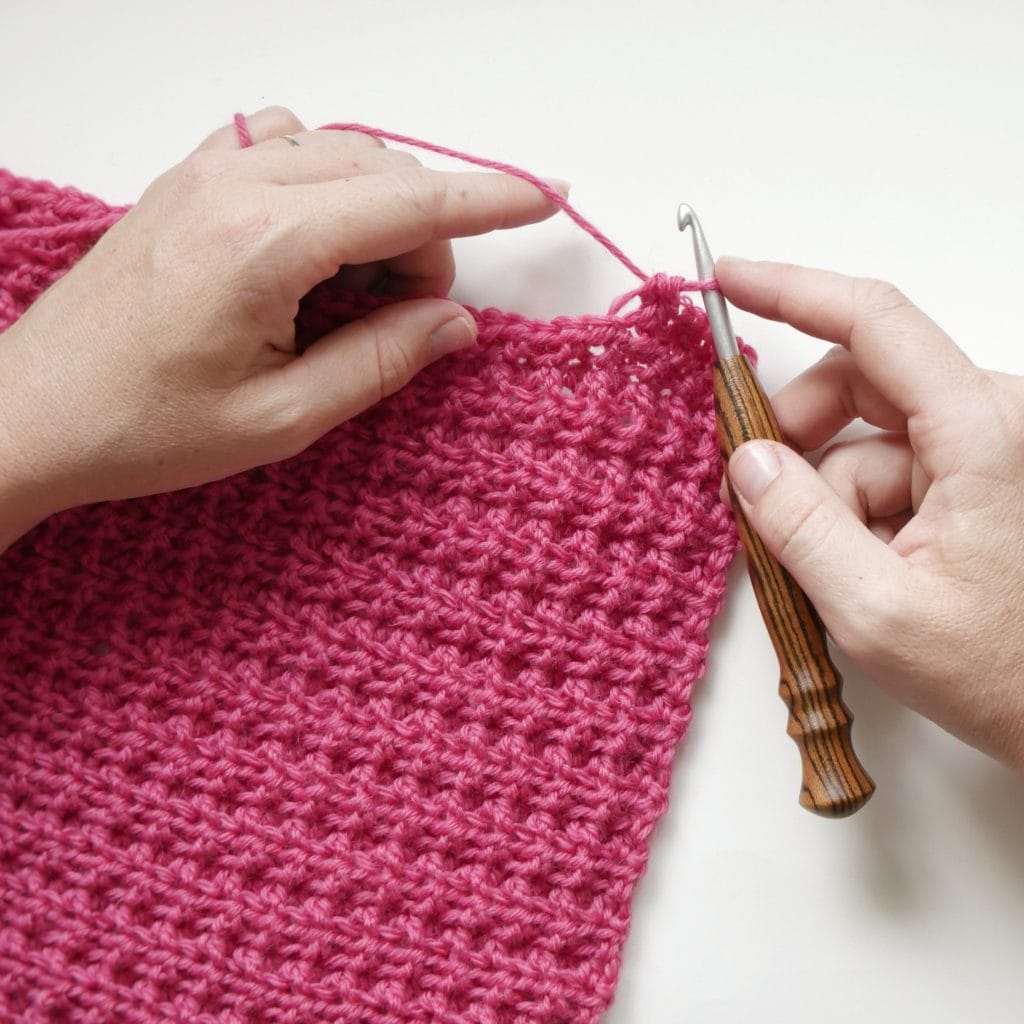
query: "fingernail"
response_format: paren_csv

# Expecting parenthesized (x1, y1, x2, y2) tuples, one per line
(542, 177, 571, 197)
(429, 315, 476, 359)
(729, 441, 781, 502)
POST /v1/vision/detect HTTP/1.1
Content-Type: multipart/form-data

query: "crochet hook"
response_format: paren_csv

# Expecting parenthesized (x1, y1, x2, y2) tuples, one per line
(678, 205, 875, 818)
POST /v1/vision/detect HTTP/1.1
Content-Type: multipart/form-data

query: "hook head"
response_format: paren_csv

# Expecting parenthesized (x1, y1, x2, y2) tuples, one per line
(675, 202, 739, 358)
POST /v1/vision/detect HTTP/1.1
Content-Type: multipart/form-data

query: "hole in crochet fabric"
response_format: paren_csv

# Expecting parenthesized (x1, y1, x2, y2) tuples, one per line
(490, 1003, 519, 1024)
(445, 986, 473, 1014)
(261, 942, 287, 973)
(554, 944, 589, 971)
(524, 726, 558, 759)
(460, 784, 487, 812)
(300, 664, 330, 697)
(568, 740, 598, 769)
(373, 758, 399, 788)
(175, 916, 201, 942)
(47, 1000, 73, 1022)
(330, 749, 354, 775)
(527, 872, 556, 899)
(507, 793, 531, 824)
(5, 988, 28, 1016)
(415, 768, 442, 800)
(110, 960, 136, 988)
(348, 964, 379, 992)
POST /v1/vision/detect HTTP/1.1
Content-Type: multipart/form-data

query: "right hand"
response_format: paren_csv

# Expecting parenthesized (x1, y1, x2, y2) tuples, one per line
(715, 256, 1024, 770)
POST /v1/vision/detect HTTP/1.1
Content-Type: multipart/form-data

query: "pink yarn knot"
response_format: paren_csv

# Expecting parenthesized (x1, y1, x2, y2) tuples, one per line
(608, 272, 713, 314)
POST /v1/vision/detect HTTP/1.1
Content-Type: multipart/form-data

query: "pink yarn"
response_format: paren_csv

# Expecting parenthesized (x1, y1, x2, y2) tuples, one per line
(316, 122, 693, 289)
(0, 122, 739, 1023)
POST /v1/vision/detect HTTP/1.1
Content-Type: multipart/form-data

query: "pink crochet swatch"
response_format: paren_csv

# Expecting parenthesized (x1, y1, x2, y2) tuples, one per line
(0, 123, 738, 1023)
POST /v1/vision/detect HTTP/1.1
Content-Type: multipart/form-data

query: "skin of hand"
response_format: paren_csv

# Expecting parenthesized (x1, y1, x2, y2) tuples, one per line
(0, 106, 565, 551)
(715, 256, 1024, 771)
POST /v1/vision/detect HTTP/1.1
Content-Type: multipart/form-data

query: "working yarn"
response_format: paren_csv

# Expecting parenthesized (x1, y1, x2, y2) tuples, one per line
(0, 121, 739, 1024)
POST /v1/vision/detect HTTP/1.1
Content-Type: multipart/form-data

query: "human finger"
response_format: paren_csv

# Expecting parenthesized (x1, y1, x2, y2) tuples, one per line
(715, 257, 983, 423)
(867, 512, 913, 545)
(194, 106, 305, 151)
(771, 347, 906, 452)
(727, 439, 907, 652)
(279, 168, 564, 287)
(320, 239, 457, 297)
(375, 241, 456, 297)
(816, 433, 916, 524)
(242, 298, 476, 453)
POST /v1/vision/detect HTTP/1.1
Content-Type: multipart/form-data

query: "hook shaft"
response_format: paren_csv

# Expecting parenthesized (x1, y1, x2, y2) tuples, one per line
(677, 204, 739, 360)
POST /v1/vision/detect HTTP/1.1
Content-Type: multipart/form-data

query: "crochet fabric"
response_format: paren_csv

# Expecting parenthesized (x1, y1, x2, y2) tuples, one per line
(0, 135, 737, 1024)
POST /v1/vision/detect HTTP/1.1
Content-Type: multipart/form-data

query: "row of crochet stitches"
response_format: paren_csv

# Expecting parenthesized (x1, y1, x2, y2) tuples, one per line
(0, 168, 737, 1023)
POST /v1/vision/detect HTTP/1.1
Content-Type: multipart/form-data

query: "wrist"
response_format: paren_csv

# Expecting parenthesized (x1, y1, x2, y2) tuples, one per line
(0, 325, 59, 554)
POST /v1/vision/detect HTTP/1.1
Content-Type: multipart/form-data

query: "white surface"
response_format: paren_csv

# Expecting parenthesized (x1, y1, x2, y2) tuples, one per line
(4, 1, 1024, 1020)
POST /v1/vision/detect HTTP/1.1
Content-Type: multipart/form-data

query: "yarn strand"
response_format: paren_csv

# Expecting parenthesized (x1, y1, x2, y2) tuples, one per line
(317, 121, 651, 283)
(232, 113, 717, 293)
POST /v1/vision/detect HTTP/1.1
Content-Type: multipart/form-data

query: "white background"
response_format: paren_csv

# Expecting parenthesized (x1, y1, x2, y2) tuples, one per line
(4, 2, 1024, 1020)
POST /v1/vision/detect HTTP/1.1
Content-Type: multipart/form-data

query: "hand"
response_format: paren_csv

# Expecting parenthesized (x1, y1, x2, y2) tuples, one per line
(0, 106, 562, 549)
(716, 257, 1024, 770)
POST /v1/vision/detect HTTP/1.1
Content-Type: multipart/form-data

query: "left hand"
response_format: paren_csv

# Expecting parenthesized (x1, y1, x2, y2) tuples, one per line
(0, 107, 563, 551)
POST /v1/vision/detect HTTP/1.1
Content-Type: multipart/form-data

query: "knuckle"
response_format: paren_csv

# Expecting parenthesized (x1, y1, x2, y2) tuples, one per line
(216, 190, 278, 248)
(387, 150, 420, 168)
(394, 166, 446, 220)
(342, 129, 387, 149)
(434, 252, 457, 294)
(257, 389, 321, 457)
(816, 440, 860, 482)
(773, 493, 843, 569)
(176, 149, 235, 190)
(854, 277, 909, 320)
(374, 331, 419, 398)
(259, 105, 304, 135)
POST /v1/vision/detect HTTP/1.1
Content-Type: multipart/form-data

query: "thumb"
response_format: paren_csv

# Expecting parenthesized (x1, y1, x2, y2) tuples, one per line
(727, 440, 902, 637)
(273, 297, 476, 440)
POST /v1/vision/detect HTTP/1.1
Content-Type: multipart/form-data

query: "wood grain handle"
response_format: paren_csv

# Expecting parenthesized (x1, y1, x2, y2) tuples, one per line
(713, 354, 875, 817)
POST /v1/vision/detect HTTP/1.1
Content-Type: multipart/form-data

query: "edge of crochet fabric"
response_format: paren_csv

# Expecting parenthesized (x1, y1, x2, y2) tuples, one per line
(0, 169, 738, 1024)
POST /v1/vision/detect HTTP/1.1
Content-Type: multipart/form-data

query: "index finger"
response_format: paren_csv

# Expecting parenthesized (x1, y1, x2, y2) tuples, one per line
(714, 257, 982, 422)
(195, 106, 306, 151)
(281, 167, 565, 282)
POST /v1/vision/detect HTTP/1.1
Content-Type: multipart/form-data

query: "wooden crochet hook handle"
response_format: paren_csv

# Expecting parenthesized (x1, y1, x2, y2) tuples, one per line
(714, 354, 876, 817)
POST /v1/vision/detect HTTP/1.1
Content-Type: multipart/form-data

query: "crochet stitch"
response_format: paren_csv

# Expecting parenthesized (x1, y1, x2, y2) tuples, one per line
(0, 124, 739, 1024)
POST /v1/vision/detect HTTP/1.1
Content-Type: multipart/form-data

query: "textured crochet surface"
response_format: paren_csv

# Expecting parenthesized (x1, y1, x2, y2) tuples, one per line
(0, 136, 738, 1024)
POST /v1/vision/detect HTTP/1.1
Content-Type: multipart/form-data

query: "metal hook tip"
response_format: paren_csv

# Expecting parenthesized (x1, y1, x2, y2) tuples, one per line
(674, 202, 739, 359)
